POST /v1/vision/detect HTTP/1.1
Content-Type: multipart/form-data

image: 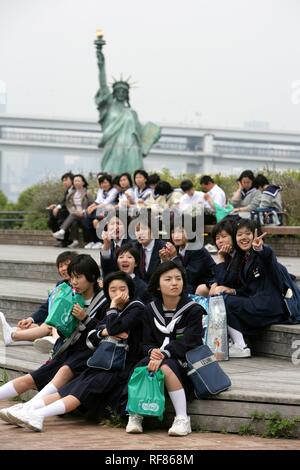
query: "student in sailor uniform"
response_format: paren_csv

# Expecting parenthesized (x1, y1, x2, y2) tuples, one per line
(216, 219, 288, 358)
(4, 272, 145, 431)
(132, 169, 153, 206)
(126, 261, 204, 437)
(0, 255, 107, 423)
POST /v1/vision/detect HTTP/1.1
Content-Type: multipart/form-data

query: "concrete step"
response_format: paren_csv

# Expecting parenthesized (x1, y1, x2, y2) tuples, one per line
(0, 278, 53, 323)
(0, 230, 57, 246)
(249, 323, 300, 361)
(0, 260, 58, 282)
(1, 346, 299, 436)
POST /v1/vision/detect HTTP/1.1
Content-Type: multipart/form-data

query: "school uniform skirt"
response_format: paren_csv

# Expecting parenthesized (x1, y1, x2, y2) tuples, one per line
(58, 364, 133, 411)
(30, 346, 94, 391)
(225, 294, 286, 335)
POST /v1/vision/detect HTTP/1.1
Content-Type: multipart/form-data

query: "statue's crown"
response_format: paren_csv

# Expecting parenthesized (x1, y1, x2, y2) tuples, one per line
(112, 80, 130, 91)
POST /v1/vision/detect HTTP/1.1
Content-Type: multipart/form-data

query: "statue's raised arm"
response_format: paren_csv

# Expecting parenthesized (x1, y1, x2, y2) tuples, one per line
(94, 32, 161, 174)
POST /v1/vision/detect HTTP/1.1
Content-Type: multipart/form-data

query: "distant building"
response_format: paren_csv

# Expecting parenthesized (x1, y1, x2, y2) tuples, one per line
(0, 115, 300, 200)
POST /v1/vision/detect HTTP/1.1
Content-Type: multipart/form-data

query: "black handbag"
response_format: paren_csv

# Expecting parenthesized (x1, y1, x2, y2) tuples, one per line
(186, 344, 231, 399)
(87, 337, 128, 371)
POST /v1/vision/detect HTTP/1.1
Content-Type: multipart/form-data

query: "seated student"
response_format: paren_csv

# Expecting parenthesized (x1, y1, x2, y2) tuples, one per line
(126, 261, 204, 437)
(53, 174, 95, 249)
(116, 244, 152, 304)
(133, 214, 166, 282)
(218, 220, 288, 358)
(0, 255, 107, 423)
(199, 175, 226, 224)
(0, 251, 78, 353)
(100, 209, 132, 276)
(159, 219, 216, 294)
(132, 169, 153, 207)
(5, 272, 145, 431)
(146, 180, 183, 214)
(116, 173, 135, 208)
(83, 173, 118, 249)
(196, 219, 238, 296)
(179, 179, 205, 214)
(47, 172, 74, 247)
(253, 174, 283, 212)
(230, 170, 261, 214)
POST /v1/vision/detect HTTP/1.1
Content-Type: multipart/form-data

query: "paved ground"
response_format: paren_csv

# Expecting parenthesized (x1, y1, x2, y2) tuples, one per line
(0, 401, 299, 450)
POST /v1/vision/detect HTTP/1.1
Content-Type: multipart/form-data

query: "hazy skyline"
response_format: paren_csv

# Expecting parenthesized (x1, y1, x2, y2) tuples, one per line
(1, 0, 300, 131)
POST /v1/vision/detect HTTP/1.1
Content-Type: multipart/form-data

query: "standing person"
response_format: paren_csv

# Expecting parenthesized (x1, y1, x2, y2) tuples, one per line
(0, 251, 77, 353)
(5, 272, 145, 431)
(47, 172, 74, 247)
(126, 261, 204, 437)
(0, 255, 107, 422)
(94, 35, 160, 174)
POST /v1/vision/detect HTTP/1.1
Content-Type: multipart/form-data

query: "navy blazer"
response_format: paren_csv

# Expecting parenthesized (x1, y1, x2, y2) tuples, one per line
(100, 238, 133, 277)
(225, 245, 287, 332)
(134, 239, 166, 282)
(174, 247, 216, 293)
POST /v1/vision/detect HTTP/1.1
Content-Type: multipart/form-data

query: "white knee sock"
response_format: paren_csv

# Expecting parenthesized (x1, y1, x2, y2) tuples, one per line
(168, 389, 187, 418)
(29, 398, 46, 410)
(27, 382, 58, 405)
(36, 399, 66, 418)
(228, 326, 247, 348)
(0, 381, 18, 400)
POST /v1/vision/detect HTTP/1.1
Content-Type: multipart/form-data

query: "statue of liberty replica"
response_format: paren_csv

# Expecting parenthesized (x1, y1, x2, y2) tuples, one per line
(94, 31, 161, 174)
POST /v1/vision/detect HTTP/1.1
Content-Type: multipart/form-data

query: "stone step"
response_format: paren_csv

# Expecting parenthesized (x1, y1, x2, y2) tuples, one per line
(0, 260, 58, 282)
(1, 347, 299, 436)
(0, 230, 57, 246)
(248, 323, 300, 361)
(0, 279, 52, 324)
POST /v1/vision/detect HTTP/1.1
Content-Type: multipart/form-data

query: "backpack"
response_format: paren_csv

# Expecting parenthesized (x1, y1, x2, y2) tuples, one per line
(275, 263, 300, 322)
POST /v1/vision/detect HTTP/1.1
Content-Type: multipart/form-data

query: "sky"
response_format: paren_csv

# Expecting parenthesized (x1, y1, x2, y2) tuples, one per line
(1, 0, 300, 131)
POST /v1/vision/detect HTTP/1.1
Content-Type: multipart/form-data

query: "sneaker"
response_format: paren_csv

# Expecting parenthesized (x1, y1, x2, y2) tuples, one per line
(168, 416, 191, 436)
(91, 242, 103, 250)
(84, 242, 94, 249)
(0, 403, 24, 424)
(68, 240, 79, 249)
(229, 343, 251, 358)
(0, 311, 14, 345)
(33, 336, 56, 354)
(52, 229, 65, 240)
(7, 405, 44, 431)
(126, 414, 143, 434)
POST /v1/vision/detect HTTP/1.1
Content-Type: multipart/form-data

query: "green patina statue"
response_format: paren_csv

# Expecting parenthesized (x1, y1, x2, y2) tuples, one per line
(94, 32, 161, 174)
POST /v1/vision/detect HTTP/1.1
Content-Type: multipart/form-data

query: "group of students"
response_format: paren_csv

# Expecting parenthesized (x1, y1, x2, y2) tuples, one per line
(47, 168, 284, 252)
(0, 204, 294, 435)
